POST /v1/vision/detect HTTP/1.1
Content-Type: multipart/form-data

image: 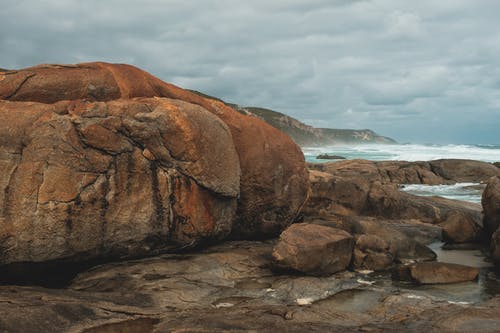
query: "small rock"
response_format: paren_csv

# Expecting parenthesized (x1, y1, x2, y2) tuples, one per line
(272, 223, 354, 276)
(316, 154, 346, 160)
(393, 262, 479, 284)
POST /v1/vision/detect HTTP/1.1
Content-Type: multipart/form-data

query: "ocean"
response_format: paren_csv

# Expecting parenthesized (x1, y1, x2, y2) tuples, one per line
(303, 143, 500, 203)
(303, 143, 500, 164)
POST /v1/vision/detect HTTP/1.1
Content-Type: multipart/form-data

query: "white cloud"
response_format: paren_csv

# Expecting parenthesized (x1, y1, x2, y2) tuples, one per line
(384, 11, 424, 39)
(1, 0, 499, 143)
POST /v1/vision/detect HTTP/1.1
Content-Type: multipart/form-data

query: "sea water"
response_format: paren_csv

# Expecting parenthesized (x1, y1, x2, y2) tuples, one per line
(400, 183, 484, 203)
(303, 143, 500, 163)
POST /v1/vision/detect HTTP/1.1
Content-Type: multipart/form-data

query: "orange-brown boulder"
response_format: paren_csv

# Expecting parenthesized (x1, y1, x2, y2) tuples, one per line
(0, 62, 309, 239)
(0, 98, 240, 264)
(272, 223, 354, 276)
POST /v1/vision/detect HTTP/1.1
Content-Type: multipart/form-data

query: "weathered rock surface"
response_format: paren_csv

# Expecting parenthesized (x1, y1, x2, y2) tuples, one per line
(394, 262, 480, 284)
(482, 176, 500, 236)
(0, 98, 240, 265)
(0, 240, 498, 333)
(0, 62, 309, 267)
(272, 223, 353, 276)
(0, 62, 309, 243)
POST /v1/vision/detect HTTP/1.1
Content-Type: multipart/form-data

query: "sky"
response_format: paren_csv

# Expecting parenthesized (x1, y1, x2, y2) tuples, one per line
(1, 0, 499, 144)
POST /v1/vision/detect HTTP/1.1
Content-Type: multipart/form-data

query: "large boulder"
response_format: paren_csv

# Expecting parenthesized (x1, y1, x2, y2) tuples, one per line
(0, 62, 309, 239)
(0, 98, 240, 264)
(0, 63, 309, 266)
(428, 159, 500, 183)
(272, 223, 354, 276)
(482, 176, 500, 236)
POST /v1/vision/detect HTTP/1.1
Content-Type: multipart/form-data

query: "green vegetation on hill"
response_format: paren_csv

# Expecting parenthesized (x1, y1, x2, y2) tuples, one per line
(188, 90, 396, 146)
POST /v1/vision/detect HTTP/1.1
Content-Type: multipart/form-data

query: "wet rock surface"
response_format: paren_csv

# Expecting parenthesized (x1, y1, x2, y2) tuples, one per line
(0, 240, 498, 332)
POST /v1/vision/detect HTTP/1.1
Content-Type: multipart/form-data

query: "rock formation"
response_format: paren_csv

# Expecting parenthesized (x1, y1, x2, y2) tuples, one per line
(305, 215, 437, 266)
(309, 159, 500, 186)
(304, 159, 500, 244)
(0, 62, 309, 266)
(272, 223, 353, 276)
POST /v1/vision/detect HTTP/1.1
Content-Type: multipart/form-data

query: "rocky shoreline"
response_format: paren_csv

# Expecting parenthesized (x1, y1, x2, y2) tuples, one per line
(1, 63, 500, 332)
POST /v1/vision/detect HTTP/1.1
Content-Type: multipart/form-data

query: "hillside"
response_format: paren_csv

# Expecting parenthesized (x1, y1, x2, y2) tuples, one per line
(189, 90, 397, 146)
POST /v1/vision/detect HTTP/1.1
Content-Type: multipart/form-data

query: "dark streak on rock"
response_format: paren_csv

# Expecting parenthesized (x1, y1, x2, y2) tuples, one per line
(100, 173, 110, 249)
(4, 73, 36, 100)
(150, 161, 164, 234)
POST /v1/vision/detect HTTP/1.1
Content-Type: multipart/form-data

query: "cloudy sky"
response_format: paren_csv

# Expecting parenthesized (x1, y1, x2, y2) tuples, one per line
(1, 0, 499, 143)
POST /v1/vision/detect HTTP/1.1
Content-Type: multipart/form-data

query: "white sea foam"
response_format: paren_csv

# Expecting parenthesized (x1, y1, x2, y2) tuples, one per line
(400, 183, 483, 203)
(296, 297, 314, 305)
(303, 143, 500, 163)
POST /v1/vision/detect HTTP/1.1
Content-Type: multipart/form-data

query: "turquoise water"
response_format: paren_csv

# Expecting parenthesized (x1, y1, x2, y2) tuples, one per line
(303, 143, 500, 163)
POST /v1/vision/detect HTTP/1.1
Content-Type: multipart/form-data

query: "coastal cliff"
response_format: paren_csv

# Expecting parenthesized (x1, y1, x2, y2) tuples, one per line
(190, 91, 397, 146)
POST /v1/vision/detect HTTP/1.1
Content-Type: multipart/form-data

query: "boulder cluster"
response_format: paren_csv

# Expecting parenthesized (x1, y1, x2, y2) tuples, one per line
(272, 158, 500, 279)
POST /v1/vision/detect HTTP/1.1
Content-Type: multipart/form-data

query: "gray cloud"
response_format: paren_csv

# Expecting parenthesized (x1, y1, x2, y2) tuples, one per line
(1, 0, 499, 143)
